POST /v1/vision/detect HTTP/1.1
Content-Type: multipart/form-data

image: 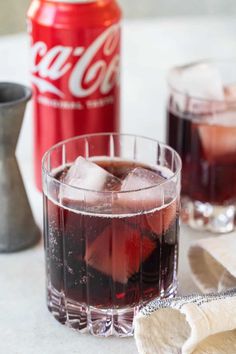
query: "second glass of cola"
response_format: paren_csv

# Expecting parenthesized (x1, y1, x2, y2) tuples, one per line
(167, 60, 236, 233)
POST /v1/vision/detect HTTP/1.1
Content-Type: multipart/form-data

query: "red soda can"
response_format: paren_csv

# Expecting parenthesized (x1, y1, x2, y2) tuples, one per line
(27, 0, 122, 189)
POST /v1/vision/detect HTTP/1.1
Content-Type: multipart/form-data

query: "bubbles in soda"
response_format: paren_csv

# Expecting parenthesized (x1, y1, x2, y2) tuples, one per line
(44, 158, 179, 310)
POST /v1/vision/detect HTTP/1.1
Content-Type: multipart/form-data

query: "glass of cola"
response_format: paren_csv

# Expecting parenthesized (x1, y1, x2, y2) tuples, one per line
(167, 60, 236, 233)
(42, 133, 181, 337)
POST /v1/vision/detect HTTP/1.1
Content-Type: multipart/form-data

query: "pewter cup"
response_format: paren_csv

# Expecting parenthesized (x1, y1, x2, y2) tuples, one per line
(0, 82, 40, 252)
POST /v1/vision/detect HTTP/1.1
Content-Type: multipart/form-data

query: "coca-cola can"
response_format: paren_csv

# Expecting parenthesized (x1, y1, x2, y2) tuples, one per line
(27, 0, 122, 189)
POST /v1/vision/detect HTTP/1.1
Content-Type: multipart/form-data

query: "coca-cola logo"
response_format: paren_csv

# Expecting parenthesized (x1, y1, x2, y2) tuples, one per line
(30, 24, 120, 99)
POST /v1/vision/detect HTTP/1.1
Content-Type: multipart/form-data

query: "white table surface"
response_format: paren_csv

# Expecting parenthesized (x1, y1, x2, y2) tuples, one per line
(1, 16, 236, 354)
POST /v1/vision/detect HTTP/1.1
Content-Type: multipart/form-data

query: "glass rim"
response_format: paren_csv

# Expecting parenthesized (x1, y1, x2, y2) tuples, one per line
(167, 58, 236, 104)
(42, 132, 182, 195)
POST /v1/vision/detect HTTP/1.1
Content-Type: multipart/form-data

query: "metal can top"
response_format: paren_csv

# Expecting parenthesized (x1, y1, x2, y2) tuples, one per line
(48, 0, 98, 2)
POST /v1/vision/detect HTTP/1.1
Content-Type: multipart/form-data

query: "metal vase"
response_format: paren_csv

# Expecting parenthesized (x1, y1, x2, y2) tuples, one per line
(0, 82, 40, 252)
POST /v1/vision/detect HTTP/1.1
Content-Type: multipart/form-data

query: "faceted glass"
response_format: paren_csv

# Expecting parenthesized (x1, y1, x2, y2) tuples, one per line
(42, 133, 181, 337)
(167, 60, 236, 233)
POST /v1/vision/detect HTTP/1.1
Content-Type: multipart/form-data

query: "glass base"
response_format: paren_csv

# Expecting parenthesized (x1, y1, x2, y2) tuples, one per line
(181, 197, 235, 233)
(47, 284, 177, 337)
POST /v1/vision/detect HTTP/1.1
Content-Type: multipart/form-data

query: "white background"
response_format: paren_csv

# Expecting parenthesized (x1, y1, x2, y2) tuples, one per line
(1, 16, 236, 354)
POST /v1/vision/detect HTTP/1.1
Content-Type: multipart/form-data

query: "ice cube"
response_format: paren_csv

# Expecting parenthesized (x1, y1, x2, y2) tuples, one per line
(145, 200, 177, 237)
(122, 167, 165, 191)
(84, 219, 156, 284)
(196, 113, 236, 161)
(117, 167, 167, 211)
(182, 64, 224, 101)
(60, 157, 121, 202)
(173, 64, 225, 114)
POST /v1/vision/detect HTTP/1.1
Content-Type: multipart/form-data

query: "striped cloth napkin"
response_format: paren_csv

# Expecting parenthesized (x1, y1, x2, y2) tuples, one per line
(134, 233, 236, 354)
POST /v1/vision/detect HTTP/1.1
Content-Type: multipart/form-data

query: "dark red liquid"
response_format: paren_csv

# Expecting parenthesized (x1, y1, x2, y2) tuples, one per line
(167, 108, 236, 205)
(44, 161, 179, 309)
